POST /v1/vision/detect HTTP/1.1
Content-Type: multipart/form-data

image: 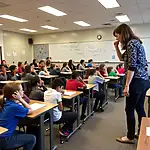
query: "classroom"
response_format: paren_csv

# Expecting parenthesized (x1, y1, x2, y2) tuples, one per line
(0, 0, 150, 150)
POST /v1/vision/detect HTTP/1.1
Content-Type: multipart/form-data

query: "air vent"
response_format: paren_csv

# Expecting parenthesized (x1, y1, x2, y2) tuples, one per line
(102, 23, 112, 26)
(0, 2, 9, 8)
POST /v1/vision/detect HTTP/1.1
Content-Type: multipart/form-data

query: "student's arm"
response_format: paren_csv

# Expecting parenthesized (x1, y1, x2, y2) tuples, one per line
(58, 102, 63, 111)
(114, 40, 123, 61)
(13, 91, 33, 114)
(96, 76, 104, 84)
(97, 71, 104, 79)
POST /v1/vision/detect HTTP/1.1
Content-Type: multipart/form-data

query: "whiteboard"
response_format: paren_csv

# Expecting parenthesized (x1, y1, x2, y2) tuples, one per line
(142, 38, 150, 62)
(50, 41, 120, 62)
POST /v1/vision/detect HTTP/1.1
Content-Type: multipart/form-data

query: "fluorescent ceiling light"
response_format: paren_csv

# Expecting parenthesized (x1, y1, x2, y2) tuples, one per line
(74, 21, 91, 27)
(0, 24, 3, 26)
(0, 14, 28, 22)
(38, 6, 67, 16)
(41, 25, 59, 30)
(20, 28, 37, 32)
(115, 15, 130, 22)
(98, 0, 120, 8)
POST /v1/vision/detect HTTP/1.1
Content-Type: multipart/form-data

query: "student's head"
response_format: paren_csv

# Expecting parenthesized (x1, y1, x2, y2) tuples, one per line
(40, 66, 45, 72)
(68, 60, 73, 65)
(72, 71, 80, 80)
(118, 63, 124, 68)
(50, 64, 56, 69)
(9, 65, 17, 74)
(4, 83, 23, 100)
(33, 59, 37, 64)
(80, 59, 85, 65)
(31, 76, 41, 87)
(62, 62, 67, 68)
(52, 78, 64, 92)
(88, 59, 93, 63)
(18, 62, 23, 68)
(99, 64, 106, 71)
(24, 61, 28, 65)
(107, 67, 113, 74)
(25, 65, 31, 73)
(46, 57, 50, 60)
(46, 60, 51, 67)
(113, 24, 142, 49)
(89, 69, 96, 76)
(1, 60, 6, 65)
(39, 60, 45, 67)
(0, 64, 6, 72)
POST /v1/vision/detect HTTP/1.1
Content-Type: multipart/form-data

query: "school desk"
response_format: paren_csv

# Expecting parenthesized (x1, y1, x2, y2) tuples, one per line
(0, 126, 8, 135)
(27, 100, 58, 150)
(105, 76, 120, 102)
(62, 90, 83, 140)
(39, 75, 58, 86)
(85, 84, 96, 121)
(146, 89, 150, 117)
(76, 70, 85, 78)
(137, 117, 150, 150)
(60, 72, 72, 79)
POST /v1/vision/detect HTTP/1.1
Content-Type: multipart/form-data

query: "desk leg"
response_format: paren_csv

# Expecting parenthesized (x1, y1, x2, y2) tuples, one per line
(102, 82, 108, 107)
(39, 114, 45, 150)
(77, 95, 80, 126)
(91, 88, 94, 116)
(148, 97, 150, 117)
(49, 109, 57, 150)
(87, 89, 90, 116)
(114, 79, 119, 102)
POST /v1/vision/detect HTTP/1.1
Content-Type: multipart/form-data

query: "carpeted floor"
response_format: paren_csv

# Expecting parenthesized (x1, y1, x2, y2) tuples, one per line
(45, 96, 148, 150)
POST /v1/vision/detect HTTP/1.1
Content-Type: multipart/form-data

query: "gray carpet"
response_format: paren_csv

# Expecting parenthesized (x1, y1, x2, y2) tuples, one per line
(45, 96, 148, 150)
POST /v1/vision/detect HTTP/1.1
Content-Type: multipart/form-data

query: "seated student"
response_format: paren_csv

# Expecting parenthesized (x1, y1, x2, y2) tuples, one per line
(61, 62, 72, 72)
(66, 71, 88, 120)
(99, 63, 108, 77)
(0, 64, 7, 81)
(24, 61, 28, 67)
(46, 57, 51, 67)
(1, 60, 9, 70)
(44, 78, 78, 136)
(32, 59, 38, 67)
(29, 76, 47, 101)
(116, 63, 125, 74)
(0, 83, 36, 150)
(96, 67, 104, 79)
(38, 60, 46, 68)
(8, 65, 21, 81)
(87, 59, 95, 68)
(68, 60, 76, 71)
(22, 65, 37, 81)
(88, 69, 105, 112)
(107, 67, 123, 97)
(39, 66, 49, 76)
(18, 62, 25, 74)
(77, 59, 86, 70)
(50, 64, 60, 75)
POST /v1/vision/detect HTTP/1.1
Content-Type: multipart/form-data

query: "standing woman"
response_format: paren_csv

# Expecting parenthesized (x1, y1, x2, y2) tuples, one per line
(113, 24, 149, 143)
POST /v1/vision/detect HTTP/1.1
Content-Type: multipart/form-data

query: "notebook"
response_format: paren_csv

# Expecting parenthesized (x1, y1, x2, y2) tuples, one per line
(30, 103, 46, 111)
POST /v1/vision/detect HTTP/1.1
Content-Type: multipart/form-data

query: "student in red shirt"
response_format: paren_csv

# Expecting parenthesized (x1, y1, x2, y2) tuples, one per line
(18, 62, 24, 74)
(99, 64, 108, 77)
(66, 71, 88, 120)
(116, 63, 125, 74)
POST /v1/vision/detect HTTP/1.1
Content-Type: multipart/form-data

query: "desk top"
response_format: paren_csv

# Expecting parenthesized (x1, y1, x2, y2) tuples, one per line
(27, 100, 57, 119)
(62, 90, 83, 100)
(146, 89, 150, 97)
(76, 70, 85, 72)
(137, 117, 150, 150)
(0, 126, 8, 135)
(86, 84, 96, 90)
(83, 79, 110, 83)
(105, 76, 120, 80)
(0, 80, 28, 84)
(39, 75, 58, 79)
(60, 72, 72, 75)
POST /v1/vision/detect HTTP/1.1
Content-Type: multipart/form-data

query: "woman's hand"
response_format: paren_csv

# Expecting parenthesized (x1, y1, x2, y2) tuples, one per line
(114, 40, 119, 49)
(124, 85, 129, 97)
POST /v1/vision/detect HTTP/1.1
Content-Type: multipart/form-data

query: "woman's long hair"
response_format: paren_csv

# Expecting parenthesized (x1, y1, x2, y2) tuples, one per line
(113, 24, 142, 49)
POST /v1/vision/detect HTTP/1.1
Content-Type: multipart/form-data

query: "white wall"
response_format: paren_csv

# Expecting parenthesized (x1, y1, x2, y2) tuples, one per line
(3, 31, 33, 65)
(0, 30, 4, 59)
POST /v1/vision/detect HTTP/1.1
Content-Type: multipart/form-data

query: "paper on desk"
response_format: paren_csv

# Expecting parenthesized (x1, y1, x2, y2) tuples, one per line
(30, 103, 46, 111)
(146, 127, 150, 136)
(64, 91, 76, 96)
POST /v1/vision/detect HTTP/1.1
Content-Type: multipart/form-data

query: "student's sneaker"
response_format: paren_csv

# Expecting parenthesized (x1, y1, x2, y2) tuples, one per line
(59, 129, 69, 137)
(80, 114, 86, 120)
(95, 107, 104, 112)
(116, 136, 135, 144)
